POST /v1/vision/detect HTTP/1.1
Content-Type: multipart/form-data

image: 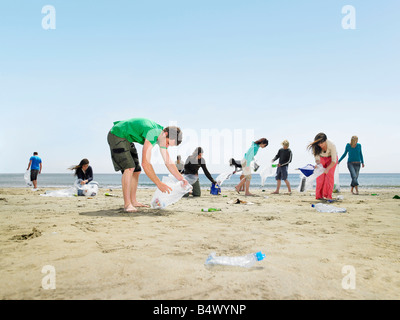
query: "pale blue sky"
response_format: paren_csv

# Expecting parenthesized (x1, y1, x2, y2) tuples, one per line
(1, 0, 399, 174)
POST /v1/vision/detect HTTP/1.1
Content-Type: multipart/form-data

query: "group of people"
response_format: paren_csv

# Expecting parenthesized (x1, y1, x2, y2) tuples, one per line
(27, 117, 365, 212)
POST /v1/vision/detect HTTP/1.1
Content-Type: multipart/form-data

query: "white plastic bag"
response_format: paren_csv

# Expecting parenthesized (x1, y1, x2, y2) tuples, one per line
(297, 164, 325, 192)
(259, 164, 275, 187)
(151, 175, 193, 209)
(333, 163, 340, 192)
(74, 180, 99, 196)
(41, 180, 99, 197)
(216, 171, 234, 186)
(41, 188, 77, 197)
(24, 170, 32, 187)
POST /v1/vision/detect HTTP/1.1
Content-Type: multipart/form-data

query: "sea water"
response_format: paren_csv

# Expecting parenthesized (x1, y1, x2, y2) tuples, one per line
(0, 173, 399, 189)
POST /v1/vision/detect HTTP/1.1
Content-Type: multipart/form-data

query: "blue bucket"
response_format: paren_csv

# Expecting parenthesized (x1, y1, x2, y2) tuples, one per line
(210, 183, 221, 195)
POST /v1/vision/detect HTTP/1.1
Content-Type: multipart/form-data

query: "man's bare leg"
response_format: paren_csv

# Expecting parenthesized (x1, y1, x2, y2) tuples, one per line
(131, 171, 149, 207)
(122, 168, 137, 212)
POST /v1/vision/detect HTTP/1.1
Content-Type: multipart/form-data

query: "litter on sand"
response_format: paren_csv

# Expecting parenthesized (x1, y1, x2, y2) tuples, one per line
(227, 198, 254, 205)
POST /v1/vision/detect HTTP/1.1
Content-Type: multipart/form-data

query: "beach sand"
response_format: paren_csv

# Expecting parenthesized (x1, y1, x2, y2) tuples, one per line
(0, 186, 399, 300)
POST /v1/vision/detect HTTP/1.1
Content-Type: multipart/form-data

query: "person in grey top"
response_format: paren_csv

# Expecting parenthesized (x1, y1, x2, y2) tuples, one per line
(271, 140, 292, 194)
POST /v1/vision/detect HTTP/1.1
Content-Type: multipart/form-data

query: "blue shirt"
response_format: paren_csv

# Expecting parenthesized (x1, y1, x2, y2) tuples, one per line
(339, 143, 364, 164)
(30, 156, 42, 170)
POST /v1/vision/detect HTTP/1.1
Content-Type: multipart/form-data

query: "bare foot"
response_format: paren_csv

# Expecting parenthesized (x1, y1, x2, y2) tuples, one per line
(271, 191, 279, 194)
(133, 202, 149, 208)
(235, 186, 240, 194)
(245, 193, 255, 196)
(124, 204, 137, 212)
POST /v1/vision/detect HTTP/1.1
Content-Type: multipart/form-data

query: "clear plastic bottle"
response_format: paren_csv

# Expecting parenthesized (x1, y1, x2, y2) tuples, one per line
(312, 203, 347, 213)
(205, 251, 266, 268)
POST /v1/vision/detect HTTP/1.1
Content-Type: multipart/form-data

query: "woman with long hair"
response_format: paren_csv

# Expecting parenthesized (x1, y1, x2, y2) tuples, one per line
(308, 133, 337, 200)
(69, 158, 93, 185)
(338, 135, 365, 194)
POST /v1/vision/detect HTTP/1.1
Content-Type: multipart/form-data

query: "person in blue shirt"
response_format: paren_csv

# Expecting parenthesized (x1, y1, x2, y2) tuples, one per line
(26, 152, 42, 189)
(338, 136, 365, 194)
(235, 138, 268, 196)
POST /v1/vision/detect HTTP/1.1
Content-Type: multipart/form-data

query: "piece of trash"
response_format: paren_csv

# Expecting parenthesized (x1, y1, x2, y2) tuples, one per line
(205, 251, 266, 268)
(312, 203, 347, 213)
(105, 193, 116, 197)
(227, 198, 254, 205)
(393, 195, 400, 199)
(201, 208, 221, 212)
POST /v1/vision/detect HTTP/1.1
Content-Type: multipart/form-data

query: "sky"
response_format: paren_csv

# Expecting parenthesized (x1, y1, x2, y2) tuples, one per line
(0, 0, 399, 175)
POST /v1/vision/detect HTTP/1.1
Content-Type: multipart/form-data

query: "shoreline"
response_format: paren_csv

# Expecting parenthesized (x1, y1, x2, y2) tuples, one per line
(1, 187, 399, 299)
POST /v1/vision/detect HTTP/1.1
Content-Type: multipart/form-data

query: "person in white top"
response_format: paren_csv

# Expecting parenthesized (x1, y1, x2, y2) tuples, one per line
(307, 133, 338, 200)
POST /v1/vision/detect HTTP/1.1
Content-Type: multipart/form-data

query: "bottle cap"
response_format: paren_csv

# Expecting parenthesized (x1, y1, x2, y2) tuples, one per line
(255, 251, 266, 261)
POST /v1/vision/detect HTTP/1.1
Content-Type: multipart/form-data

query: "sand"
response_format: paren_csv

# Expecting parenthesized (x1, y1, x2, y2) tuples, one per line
(0, 186, 399, 300)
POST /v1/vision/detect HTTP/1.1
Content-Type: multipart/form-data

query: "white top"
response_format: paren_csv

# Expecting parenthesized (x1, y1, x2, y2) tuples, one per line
(315, 140, 337, 163)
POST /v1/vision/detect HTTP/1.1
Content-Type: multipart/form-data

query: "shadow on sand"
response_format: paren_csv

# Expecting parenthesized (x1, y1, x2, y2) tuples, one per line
(79, 208, 174, 218)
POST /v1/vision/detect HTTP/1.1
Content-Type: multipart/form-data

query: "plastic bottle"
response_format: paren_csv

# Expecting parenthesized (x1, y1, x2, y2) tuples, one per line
(312, 203, 347, 213)
(205, 251, 266, 268)
(201, 208, 221, 212)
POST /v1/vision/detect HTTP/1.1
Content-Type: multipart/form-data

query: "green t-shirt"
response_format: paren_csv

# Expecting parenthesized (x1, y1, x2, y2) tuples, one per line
(110, 118, 164, 146)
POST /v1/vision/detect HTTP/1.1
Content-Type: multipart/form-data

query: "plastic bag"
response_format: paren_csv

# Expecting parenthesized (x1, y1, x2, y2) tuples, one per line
(216, 171, 234, 186)
(41, 187, 77, 197)
(259, 164, 276, 187)
(297, 164, 325, 192)
(182, 174, 199, 185)
(74, 180, 99, 196)
(24, 170, 33, 187)
(151, 175, 193, 209)
(333, 163, 340, 192)
(41, 180, 99, 197)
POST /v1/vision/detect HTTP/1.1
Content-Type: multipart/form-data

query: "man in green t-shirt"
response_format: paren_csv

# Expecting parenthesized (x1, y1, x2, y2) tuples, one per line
(107, 118, 188, 212)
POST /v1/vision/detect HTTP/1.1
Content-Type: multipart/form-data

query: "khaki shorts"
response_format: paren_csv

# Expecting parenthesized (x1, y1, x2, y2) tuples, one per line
(241, 159, 252, 180)
(107, 131, 142, 173)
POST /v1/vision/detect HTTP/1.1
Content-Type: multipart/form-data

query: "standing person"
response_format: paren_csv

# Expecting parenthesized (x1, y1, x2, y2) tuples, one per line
(183, 147, 217, 197)
(338, 135, 365, 195)
(26, 152, 42, 190)
(235, 138, 268, 196)
(107, 117, 188, 212)
(308, 133, 338, 200)
(271, 140, 292, 194)
(175, 155, 184, 173)
(69, 158, 93, 185)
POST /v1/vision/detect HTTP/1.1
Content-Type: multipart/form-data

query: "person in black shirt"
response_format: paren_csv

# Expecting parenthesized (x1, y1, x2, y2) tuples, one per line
(183, 147, 216, 197)
(271, 140, 292, 194)
(69, 158, 93, 185)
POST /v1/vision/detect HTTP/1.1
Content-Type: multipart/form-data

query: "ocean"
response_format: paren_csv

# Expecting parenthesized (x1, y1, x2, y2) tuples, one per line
(1, 172, 400, 189)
